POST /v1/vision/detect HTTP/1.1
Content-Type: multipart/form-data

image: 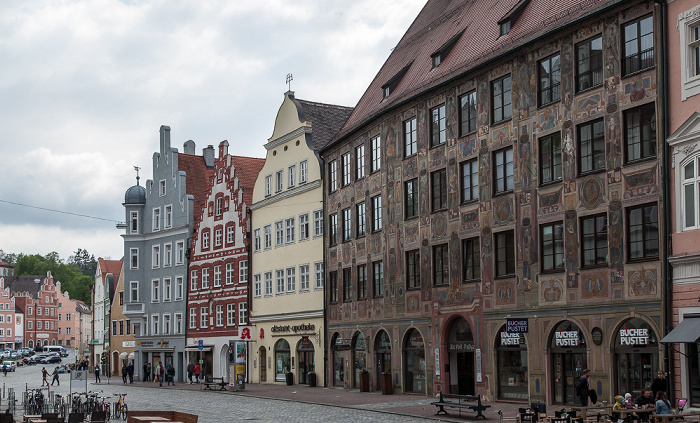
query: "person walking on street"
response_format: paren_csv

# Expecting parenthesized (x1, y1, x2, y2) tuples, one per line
(122, 364, 127, 384)
(51, 366, 60, 386)
(576, 369, 592, 406)
(42, 367, 49, 386)
(194, 362, 201, 384)
(94, 364, 101, 383)
(166, 362, 175, 386)
(157, 362, 165, 387)
(143, 362, 150, 382)
(187, 360, 194, 384)
(2, 363, 7, 376)
(127, 362, 134, 384)
(651, 370, 668, 399)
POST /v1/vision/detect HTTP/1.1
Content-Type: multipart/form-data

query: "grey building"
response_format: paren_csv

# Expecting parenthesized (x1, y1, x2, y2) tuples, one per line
(122, 126, 214, 382)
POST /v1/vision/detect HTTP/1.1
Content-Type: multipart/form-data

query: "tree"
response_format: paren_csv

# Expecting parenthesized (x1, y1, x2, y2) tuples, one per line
(10, 251, 93, 304)
(68, 249, 97, 277)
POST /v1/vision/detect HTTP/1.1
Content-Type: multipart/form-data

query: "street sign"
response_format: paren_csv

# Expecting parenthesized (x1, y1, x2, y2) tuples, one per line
(198, 340, 203, 351)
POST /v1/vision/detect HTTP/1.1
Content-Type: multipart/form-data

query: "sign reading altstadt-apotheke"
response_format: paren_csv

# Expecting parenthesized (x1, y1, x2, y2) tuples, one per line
(270, 323, 315, 333)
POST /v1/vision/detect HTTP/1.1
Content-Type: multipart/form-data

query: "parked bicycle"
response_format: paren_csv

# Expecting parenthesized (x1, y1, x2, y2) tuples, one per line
(113, 393, 127, 421)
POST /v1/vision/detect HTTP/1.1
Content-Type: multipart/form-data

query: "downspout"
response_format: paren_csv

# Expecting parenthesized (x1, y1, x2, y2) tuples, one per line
(659, 0, 673, 402)
(321, 155, 328, 388)
(246, 207, 253, 385)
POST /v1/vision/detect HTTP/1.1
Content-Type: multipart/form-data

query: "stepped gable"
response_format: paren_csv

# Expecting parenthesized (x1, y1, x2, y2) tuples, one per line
(4, 275, 47, 298)
(295, 99, 354, 151)
(331, 0, 612, 143)
(229, 156, 265, 207)
(178, 152, 215, 228)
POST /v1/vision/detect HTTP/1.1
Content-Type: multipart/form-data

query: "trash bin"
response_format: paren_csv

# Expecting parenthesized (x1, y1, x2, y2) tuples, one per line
(381, 372, 393, 395)
(359, 371, 370, 392)
(285, 372, 294, 386)
(236, 373, 245, 390)
(308, 372, 317, 387)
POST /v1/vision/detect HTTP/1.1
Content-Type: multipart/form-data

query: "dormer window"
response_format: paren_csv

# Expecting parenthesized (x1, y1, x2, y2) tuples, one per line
(380, 61, 413, 100)
(432, 54, 441, 69)
(383, 86, 391, 99)
(430, 30, 464, 69)
(498, 0, 529, 38)
(500, 20, 511, 37)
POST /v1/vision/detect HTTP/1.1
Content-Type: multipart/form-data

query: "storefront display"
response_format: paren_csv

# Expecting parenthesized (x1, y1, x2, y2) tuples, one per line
(352, 332, 366, 389)
(375, 330, 391, 391)
(297, 337, 314, 385)
(497, 326, 528, 401)
(404, 329, 426, 393)
(614, 318, 659, 398)
(275, 339, 290, 382)
(549, 320, 586, 405)
(447, 318, 475, 395)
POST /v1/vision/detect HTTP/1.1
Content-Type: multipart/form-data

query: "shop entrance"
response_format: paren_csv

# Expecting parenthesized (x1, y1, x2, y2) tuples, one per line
(331, 333, 343, 387)
(614, 318, 659, 399)
(375, 330, 391, 391)
(404, 329, 426, 393)
(275, 339, 290, 382)
(447, 317, 475, 395)
(549, 320, 587, 405)
(259, 346, 267, 382)
(352, 332, 366, 389)
(297, 337, 314, 385)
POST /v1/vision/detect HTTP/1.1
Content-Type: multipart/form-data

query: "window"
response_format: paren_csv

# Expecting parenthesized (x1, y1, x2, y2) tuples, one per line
(342, 153, 351, 186)
(152, 314, 159, 336)
(343, 268, 352, 302)
(433, 244, 449, 286)
(159, 180, 166, 196)
(300, 264, 310, 291)
(202, 267, 209, 289)
(495, 230, 515, 277)
(329, 160, 338, 192)
(300, 160, 308, 184)
(227, 303, 235, 326)
(119, 291, 124, 306)
(576, 36, 603, 92)
(164, 243, 172, 267)
(500, 20, 511, 37)
(623, 15, 654, 76)
(405, 179, 419, 219)
(372, 195, 382, 231)
(175, 276, 183, 300)
(461, 159, 479, 203)
(285, 218, 295, 243)
(214, 265, 221, 287)
(275, 170, 283, 192)
(356, 202, 366, 237)
(315, 262, 324, 289)
(492, 75, 512, 123)
(200, 307, 208, 328)
(541, 222, 565, 272)
(431, 169, 447, 211)
(164, 205, 172, 228)
(253, 228, 261, 252)
(239, 260, 248, 284)
(625, 103, 656, 162)
(313, 211, 324, 237)
(265, 175, 272, 196)
(330, 271, 338, 304)
(37, 321, 42, 330)
(130, 211, 139, 234)
(494, 148, 514, 194)
(371, 135, 381, 172)
(628, 203, 659, 260)
(226, 225, 234, 244)
(130, 248, 139, 270)
(152, 245, 160, 268)
(581, 214, 608, 267)
(373, 261, 383, 297)
(406, 250, 420, 290)
(430, 105, 446, 147)
(174, 314, 182, 334)
(538, 54, 561, 106)
(288, 165, 296, 188)
(578, 119, 605, 174)
(540, 132, 562, 184)
(239, 303, 248, 325)
(151, 279, 160, 302)
(202, 231, 210, 250)
(190, 270, 198, 291)
(294, 214, 308, 241)
(356, 145, 365, 179)
(264, 272, 273, 296)
(176, 241, 184, 265)
(189, 308, 197, 329)
(329, 213, 338, 245)
(264, 225, 272, 249)
(215, 228, 222, 247)
(287, 267, 296, 292)
(678, 9, 700, 99)
(462, 237, 480, 282)
(683, 157, 700, 229)
(405, 117, 418, 157)
(163, 277, 172, 301)
(276, 270, 285, 294)
(216, 305, 223, 326)
(130, 282, 138, 302)
(357, 265, 367, 299)
(163, 314, 171, 335)
(341, 208, 352, 242)
(460, 91, 477, 136)
(253, 274, 262, 297)
(153, 208, 161, 231)
(275, 221, 284, 246)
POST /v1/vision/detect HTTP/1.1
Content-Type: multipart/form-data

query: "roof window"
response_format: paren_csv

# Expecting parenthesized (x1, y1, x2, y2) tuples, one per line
(498, 0, 530, 37)
(381, 61, 413, 100)
(430, 29, 465, 69)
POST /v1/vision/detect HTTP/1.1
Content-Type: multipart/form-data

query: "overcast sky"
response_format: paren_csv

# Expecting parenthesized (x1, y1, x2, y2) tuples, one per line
(0, 0, 425, 263)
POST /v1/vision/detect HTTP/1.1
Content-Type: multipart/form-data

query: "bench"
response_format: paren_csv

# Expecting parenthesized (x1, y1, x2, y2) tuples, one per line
(431, 392, 490, 419)
(203, 376, 227, 391)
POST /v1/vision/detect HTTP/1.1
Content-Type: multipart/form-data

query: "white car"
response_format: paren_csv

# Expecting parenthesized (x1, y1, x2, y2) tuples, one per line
(2, 361, 16, 372)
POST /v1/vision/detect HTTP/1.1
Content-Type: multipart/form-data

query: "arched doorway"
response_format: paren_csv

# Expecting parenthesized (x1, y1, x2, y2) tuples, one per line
(274, 339, 290, 382)
(447, 317, 475, 395)
(614, 317, 659, 398)
(28, 340, 33, 349)
(496, 325, 528, 401)
(52, 339, 56, 346)
(375, 330, 391, 391)
(219, 344, 229, 380)
(112, 351, 120, 376)
(297, 337, 314, 385)
(404, 329, 426, 393)
(549, 320, 587, 404)
(331, 332, 343, 387)
(43, 340, 48, 346)
(258, 346, 267, 382)
(352, 332, 366, 389)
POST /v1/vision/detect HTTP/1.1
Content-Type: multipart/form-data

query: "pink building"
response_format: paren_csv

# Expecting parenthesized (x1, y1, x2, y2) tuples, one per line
(0, 278, 16, 350)
(664, 0, 700, 407)
(54, 282, 80, 349)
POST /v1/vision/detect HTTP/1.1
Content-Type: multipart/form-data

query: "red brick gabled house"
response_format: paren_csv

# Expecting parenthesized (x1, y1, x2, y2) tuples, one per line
(5, 272, 59, 350)
(187, 140, 264, 380)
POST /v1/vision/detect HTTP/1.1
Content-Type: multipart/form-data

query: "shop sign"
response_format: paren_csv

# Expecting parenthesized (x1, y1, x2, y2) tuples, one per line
(619, 328, 649, 345)
(138, 340, 168, 348)
(500, 332, 522, 346)
(506, 318, 528, 333)
(434, 348, 440, 376)
(37, 333, 49, 339)
(555, 331, 580, 347)
(122, 341, 135, 348)
(448, 342, 475, 352)
(476, 349, 482, 383)
(333, 344, 350, 351)
(354, 336, 366, 351)
(270, 323, 315, 333)
(408, 332, 424, 348)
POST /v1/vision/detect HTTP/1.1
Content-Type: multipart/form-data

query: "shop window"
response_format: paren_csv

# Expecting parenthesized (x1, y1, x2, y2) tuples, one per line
(614, 317, 659, 398)
(447, 318, 475, 395)
(375, 331, 392, 390)
(496, 325, 528, 400)
(404, 329, 426, 393)
(549, 320, 587, 405)
(297, 337, 315, 385)
(274, 339, 291, 382)
(351, 332, 366, 389)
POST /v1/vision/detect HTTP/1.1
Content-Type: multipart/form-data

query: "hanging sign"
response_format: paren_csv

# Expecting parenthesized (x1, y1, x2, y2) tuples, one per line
(506, 318, 529, 333)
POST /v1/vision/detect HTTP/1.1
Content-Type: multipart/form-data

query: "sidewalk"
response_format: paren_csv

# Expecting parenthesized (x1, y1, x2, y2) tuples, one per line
(97, 378, 527, 422)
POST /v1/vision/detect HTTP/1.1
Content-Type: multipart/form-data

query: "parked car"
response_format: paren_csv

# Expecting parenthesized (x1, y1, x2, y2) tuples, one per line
(9, 352, 20, 360)
(25, 354, 47, 365)
(55, 364, 70, 373)
(20, 348, 32, 357)
(1, 361, 16, 372)
(39, 355, 61, 364)
(0, 350, 12, 359)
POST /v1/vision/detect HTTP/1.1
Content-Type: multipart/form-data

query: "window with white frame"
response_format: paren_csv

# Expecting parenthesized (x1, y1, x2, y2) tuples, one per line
(214, 265, 221, 287)
(265, 175, 272, 196)
(163, 278, 171, 301)
(289, 165, 296, 187)
(285, 218, 295, 243)
(215, 229, 222, 247)
(130, 282, 138, 302)
(371, 135, 381, 172)
(164, 205, 172, 228)
(202, 267, 209, 289)
(190, 270, 198, 291)
(227, 303, 236, 326)
(275, 221, 284, 246)
(164, 243, 172, 267)
(342, 152, 351, 186)
(130, 211, 139, 234)
(153, 208, 161, 231)
(239, 302, 248, 325)
(226, 262, 235, 284)
(300, 160, 308, 184)
(275, 170, 283, 192)
(356, 144, 365, 179)
(329, 160, 338, 192)
(152, 314, 159, 335)
(264, 225, 272, 249)
(227, 225, 234, 244)
(315, 262, 324, 289)
(299, 213, 309, 240)
(253, 274, 262, 297)
(286, 267, 296, 292)
(176, 241, 184, 265)
(240, 260, 248, 284)
(264, 272, 273, 296)
(200, 307, 208, 328)
(159, 180, 166, 196)
(163, 314, 171, 335)
(151, 279, 160, 302)
(202, 231, 210, 250)
(175, 313, 182, 334)
(253, 228, 261, 252)
(130, 248, 139, 270)
(679, 5, 700, 100)
(276, 270, 285, 294)
(300, 264, 310, 291)
(189, 308, 197, 328)
(682, 155, 700, 229)
(175, 276, 183, 300)
(216, 305, 223, 326)
(152, 245, 160, 268)
(313, 210, 323, 237)
(216, 197, 223, 216)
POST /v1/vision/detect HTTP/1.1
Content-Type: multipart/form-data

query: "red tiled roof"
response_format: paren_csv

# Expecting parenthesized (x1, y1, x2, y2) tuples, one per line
(178, 153, 216, 229)
(331, 0, 615, 144)
(230, 156, 265, 207)
(99, 258, 123, 279)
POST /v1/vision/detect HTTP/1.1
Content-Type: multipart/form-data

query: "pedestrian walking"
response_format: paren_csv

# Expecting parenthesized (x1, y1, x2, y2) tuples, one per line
(2, 363, 7, 376)
(576, 369, 594, 406)
(157, 362, 165, 387)
(167, 362, 175, 386)
(187, 360, 194, 384)
(94, 363, 101, 383)
(127, 362, 134, 384)
(51, 367, 60, 386)
(145, 362, 151, 382)
(122, 364, 127, 384)
(41, 367, 49, 386)
(194, 362, 201, 384)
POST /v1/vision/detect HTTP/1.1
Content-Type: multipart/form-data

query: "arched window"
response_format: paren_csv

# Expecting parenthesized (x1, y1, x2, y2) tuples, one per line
(351, 332, 366, 389)
(404, 329, 425, 393)
(274, 339, 290, 382)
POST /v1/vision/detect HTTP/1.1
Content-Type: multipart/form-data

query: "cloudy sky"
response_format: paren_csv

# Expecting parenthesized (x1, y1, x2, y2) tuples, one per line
(0, 0, 425, 262)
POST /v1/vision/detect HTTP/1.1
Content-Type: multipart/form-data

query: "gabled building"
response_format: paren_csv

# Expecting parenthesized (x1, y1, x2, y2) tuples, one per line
(5, 272, 59, 350)
(322, 0, 665, 403)
(250, 92, 352, 386)
(0, 278, 16, 350)
(110, 261, 135, 375)
(122, 126, 213, 383)
(54, 281, 83, 349)
(75, 300, 91, 361)
(187, 140, 264, 381)
(92, 258, 121, 372)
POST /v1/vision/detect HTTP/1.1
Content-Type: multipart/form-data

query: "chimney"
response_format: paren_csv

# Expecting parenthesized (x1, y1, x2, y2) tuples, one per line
(183, 140, 196, 155)
(203, 145, 215, 169)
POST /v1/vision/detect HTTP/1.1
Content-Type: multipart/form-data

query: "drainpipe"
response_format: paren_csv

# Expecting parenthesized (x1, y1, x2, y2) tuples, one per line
(246, 207, 253, 385)
(321, 156, 328, 388)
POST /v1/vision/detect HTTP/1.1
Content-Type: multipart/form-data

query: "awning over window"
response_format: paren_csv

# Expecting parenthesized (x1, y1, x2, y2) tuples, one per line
(119, 353, 127, 359)
(660, 317, 700, 344)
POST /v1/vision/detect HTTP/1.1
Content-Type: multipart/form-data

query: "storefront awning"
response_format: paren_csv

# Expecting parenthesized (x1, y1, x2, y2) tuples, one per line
(660, 317, 700, 344)
(185, 346, 213, 352)
(128, 353, 134, 359)
(119, 353, 127, 359)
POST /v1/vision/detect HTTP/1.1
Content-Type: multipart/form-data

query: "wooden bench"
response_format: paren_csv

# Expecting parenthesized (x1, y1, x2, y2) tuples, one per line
(126, 411, 198, 423)
(431, 392, 490, 419)
(202, 376, 227, 391)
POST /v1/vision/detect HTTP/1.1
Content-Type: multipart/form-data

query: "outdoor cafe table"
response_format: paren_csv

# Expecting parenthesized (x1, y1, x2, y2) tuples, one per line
(569, 405, 615, 421)
(652, 411, 700, 423)
(129, 417, 172, 422)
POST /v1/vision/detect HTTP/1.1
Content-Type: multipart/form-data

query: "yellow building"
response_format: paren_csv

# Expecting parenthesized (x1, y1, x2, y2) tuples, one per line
(250, 92, 352, 386)
(110, 262, 135, 376)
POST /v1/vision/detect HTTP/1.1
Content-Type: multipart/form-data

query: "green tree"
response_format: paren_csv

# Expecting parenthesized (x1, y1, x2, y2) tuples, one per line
(10, 251, 93, 304)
